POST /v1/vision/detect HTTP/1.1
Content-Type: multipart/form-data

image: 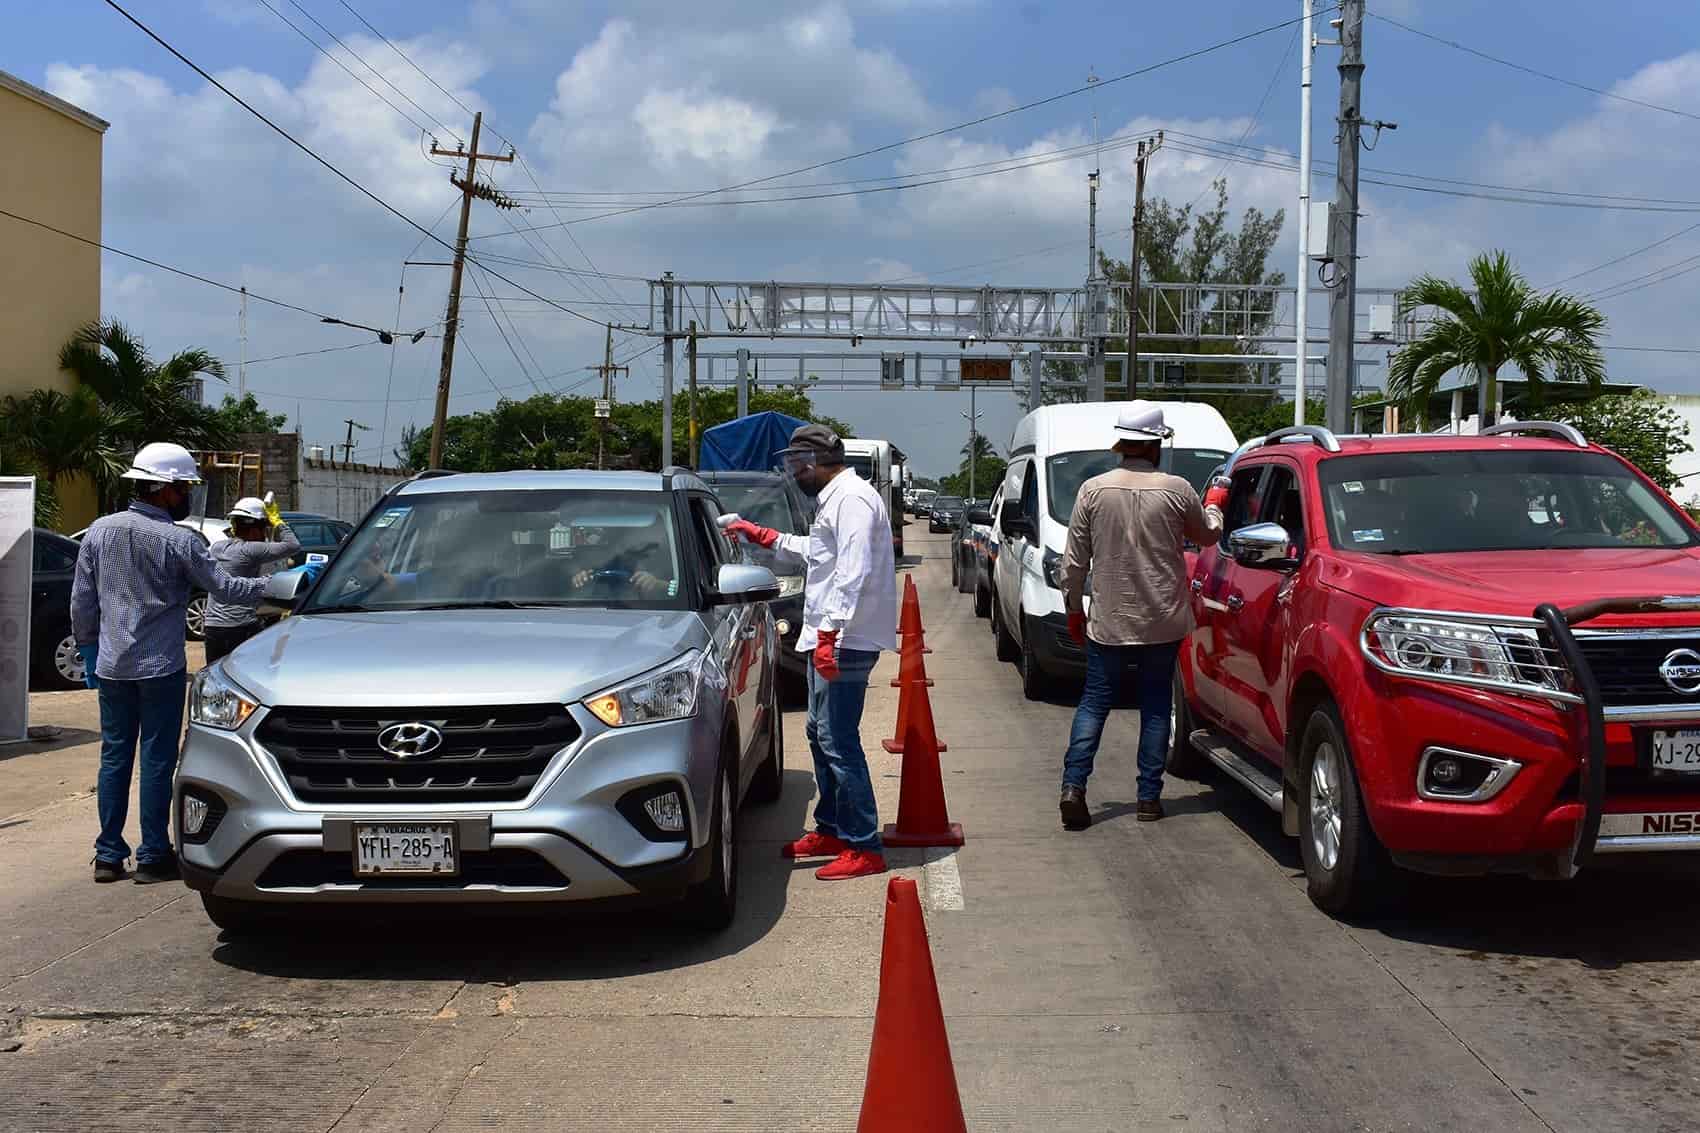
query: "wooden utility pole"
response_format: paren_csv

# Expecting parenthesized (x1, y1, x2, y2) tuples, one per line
(592, 325, 628, 470)
(687, 321, 700, 468)
(1128, 131, 1163, 394)
(340, 418, 370, 462)
(428, 112, 513, 469)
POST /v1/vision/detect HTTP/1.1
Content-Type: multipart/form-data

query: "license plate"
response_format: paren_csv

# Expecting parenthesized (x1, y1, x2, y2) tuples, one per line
(354, 822, 458, 875)
(1651, 729, 1700, 773)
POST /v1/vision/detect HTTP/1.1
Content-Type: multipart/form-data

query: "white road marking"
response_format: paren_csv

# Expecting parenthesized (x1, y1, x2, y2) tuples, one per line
(921, 848, 965, 911)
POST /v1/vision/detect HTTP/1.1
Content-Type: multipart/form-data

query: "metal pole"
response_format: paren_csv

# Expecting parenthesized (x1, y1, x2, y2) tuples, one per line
(687, 321, 699, 468)
(1294, 0, 1315, 426)
(661, 272, 674, 470)
(736, 346, 750, 419)
(1325, 0, 1364, 435)
(430, 111, 484, 470)
(597, 324, 610, 470)
(238, 285, 247, 401)
(965, 384, 980, 500)
(1028, 347, 1043, 409)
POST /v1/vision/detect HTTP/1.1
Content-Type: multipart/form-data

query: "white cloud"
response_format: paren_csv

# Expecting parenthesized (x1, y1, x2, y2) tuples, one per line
(633, 91, 781, 166)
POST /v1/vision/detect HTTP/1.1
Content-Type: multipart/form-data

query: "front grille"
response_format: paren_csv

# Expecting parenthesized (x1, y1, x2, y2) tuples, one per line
(1574, 634, 1700, 707)
(256, 705, 580, 803)
(256, 848, 569, 889)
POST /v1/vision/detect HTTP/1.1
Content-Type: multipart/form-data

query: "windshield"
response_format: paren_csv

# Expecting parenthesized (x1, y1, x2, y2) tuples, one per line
(1045, 447, 1231, 524)
(1318, 450, 1697, 554)
(933, 497, 964, 511)
(845, 453, 876, 482)
(706, 479, 802, 533)
(302, 489, 687, 613)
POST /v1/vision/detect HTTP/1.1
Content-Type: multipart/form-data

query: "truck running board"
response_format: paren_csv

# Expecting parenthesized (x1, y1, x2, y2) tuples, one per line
(1188, 728, 1284, 813)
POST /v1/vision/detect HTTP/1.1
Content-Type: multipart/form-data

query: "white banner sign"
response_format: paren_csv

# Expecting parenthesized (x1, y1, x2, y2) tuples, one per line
(0, 478, 35, 742)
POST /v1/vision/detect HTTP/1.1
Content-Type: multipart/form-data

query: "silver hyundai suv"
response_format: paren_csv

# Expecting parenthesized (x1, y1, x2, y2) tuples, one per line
(175, 469, 784, 933)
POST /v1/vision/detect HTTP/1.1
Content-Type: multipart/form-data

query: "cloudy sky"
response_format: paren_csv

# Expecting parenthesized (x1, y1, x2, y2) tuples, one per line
(10, 0, 1700, 475)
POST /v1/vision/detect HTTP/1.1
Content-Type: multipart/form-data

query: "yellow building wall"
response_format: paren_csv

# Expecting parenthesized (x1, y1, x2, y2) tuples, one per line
(0, 77, 105, 530)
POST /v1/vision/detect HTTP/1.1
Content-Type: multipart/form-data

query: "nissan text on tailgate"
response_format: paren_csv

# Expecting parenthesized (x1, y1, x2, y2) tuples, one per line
(1170, 422, 1700, 914)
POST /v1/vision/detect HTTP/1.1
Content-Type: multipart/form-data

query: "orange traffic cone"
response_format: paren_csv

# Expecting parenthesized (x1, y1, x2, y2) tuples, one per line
(882, 684, 964, 848)
(883, 634, 945, 755)
(856, 877, 967, 1133)
(897, 577, 932, 653)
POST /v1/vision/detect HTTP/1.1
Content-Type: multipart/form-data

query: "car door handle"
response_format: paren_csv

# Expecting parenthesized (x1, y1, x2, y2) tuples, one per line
(1226, 595, 1245, 612)
(739, 624, 759, 640)
(1190, 579, 1203, 593)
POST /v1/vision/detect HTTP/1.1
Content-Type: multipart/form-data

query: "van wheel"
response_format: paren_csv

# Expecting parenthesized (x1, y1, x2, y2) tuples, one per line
(973, 577, 991, 618)
(1298, 704, 1386, 916)
(749, 698, 783, 805)
(1165, 670, 1205, 779)
(200, 894, 277, 935)
(684, 757, 739, 931)
(1019, 614, 1048, 700)
(992, 596, 1018, 662)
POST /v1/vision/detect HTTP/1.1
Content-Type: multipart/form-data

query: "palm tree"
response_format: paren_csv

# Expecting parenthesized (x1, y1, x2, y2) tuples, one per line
(0, 388, 129, 523)
(1389, 251, 1606, 428)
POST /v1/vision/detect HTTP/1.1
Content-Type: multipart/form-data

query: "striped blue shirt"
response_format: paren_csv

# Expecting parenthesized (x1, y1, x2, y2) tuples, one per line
(71, 502, 271, 680)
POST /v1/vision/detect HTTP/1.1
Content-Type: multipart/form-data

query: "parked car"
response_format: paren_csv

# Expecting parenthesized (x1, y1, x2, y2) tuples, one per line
(972, 486, 1002, 618)
(30, 529, 84, 690)
(928, 495, 965, 534)
(992, 400, 1236, 698)
(911, 488, 937, 518)
(698, 470, 810, 703)
(1173, 421, 1700, 915)
(277, 511, 354, 567)
(176, 468, 783, 934)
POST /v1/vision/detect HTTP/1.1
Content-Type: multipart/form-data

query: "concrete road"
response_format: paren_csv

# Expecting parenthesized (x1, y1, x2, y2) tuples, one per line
(3, 532, 1699, 1131)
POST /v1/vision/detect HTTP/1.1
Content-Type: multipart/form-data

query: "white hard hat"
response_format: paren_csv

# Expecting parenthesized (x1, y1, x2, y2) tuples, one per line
(120, 442, 203, 485)
(1113, 405, 1174, 442)
(227, 496, 267, 522)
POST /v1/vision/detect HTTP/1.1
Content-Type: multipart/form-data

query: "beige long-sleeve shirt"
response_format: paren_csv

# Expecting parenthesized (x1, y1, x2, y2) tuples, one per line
(1058, 457, 1223, 646)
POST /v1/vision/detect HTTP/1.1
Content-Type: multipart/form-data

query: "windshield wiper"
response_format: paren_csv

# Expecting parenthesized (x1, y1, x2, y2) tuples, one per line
(298, 603, 373, 615)
(410, 600, 535, 611)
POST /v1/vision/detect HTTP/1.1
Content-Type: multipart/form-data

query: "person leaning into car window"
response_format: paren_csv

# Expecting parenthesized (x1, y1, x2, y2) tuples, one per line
(203, 496, 301, 665)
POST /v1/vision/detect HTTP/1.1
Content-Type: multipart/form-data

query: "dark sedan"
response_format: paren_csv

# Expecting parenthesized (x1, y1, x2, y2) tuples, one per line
(31, 529, 84, 689)
(278, 512, 354, 566)
(928, 495, 965, 533)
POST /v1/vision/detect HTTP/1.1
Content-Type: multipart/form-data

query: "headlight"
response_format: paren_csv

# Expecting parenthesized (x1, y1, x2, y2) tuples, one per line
(1042, 548, 1064, 590)
(1361, 612, 1574, 700)
(776, 574, 804, 599)
(189, 664, 260, 730)
(585, 650, 708, 727)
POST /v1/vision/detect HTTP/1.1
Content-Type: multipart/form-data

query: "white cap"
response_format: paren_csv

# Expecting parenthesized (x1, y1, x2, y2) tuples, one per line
(1113, 405, 1174, 442)
(228, 496, 268, 522)
(119, 442, 203, 484)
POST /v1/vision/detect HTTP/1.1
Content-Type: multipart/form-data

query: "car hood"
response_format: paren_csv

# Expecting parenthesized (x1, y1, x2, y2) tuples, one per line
(223, 608, 708, 707)
(1324, 547, 1700, 621)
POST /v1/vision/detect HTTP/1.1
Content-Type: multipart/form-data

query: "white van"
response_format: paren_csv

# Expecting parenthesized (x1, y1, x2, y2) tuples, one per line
(991, 400, 1236, 698)
(842, 438, 907, 560)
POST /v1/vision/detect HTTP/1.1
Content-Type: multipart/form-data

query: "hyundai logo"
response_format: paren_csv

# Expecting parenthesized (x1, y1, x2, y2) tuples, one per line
(376, 721, 444, 759)
(1659, 649, 1700, 696)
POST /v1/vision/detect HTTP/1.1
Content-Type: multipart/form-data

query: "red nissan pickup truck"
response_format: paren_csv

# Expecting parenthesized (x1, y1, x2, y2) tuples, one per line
(1171, 422, 1700, 914)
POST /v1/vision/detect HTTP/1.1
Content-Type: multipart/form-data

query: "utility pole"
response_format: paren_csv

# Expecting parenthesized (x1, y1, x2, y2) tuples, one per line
(427, 112, 514, 469)
(339, 418, 370, 462)
(661, 272, 675, 470)
(238, 285, 248, 401)
(1085, 168, 1106, 401)
(687, 321, 700, 468)
(1325, 0, 1364, 434)
(1129, 132, 1163, 396)
(592, 325, 627, 470)
(1294, 0, 1316, 426)
(961, 385, 983, 500)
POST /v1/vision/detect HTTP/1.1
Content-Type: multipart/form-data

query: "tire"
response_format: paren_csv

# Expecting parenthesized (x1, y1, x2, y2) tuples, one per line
(1019, 613, 1048, 700)
(951, 550, 961, 590)
(992, 594, 1019, 662)
(41, 631, 84, 691)
(200, 893, 278, 935)
(748, 695, 784, 805)
(957, 552, 973, 594)
(1164, 668, 1206, 779)
(684, 756, 739, 931)
(973, 576, 991, 619)
(1297, 704, 1386, 916)
(186, 594, 208, 642)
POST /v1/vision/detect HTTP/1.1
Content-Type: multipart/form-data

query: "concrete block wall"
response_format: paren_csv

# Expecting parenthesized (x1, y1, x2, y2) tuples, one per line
(299, 456, 408, 523)
(236, 432, 302, 511)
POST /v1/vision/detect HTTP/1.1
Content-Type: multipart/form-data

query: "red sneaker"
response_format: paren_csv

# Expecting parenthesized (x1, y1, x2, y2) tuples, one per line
(781, 831, 849, 859)
(815, 850, 888, 881)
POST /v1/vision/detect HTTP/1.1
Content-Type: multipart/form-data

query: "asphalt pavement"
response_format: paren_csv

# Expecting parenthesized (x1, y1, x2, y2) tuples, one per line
(2, 532, 1699, 1131)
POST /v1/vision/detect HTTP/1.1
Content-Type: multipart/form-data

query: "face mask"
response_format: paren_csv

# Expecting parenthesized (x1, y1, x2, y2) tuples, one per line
(166, 492, 193, 522)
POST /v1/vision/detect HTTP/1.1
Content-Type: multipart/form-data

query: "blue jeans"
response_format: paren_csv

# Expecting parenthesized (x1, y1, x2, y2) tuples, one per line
(803, 647, 882, 851)
(1062, 639, 1181, 801)
(95, 671, 188, 865)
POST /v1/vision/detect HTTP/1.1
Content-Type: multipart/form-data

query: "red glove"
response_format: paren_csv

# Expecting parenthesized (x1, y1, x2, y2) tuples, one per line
(724, 518, 779, 548)
(1203, 478, 1230, 512)
(1067, 610, 1087, 646)
(812, 629, 840, 681)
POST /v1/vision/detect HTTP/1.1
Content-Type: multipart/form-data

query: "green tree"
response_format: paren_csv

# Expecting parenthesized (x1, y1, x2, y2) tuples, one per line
(210, 391, 289, 435)
(1544, 390, 1690, 491)
(1389, 251, 1607, 428)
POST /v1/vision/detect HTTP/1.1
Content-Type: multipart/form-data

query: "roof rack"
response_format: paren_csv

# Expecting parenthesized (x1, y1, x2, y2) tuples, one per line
(1479, 421, 1588, 448)
(1223, 425, 1341, 476)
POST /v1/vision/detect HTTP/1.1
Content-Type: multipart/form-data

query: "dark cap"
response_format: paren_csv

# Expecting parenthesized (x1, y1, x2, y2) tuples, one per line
(778, 423, 845, 464)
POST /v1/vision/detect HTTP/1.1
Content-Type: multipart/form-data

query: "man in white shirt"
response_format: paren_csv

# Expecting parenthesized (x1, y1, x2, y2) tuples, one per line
(725, 424, 897, 880)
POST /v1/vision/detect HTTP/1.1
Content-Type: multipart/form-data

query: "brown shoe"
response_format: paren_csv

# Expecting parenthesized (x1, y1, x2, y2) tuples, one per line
(1060, 786, 1090, 830)
(1135, 799, 1164, 822)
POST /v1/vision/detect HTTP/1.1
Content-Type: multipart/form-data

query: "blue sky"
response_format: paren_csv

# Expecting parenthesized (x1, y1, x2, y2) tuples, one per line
(8, 1, 1700, 475)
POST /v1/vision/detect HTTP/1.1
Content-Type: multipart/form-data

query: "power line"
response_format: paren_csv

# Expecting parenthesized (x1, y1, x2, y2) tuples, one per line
(281, 0, 463, 143)
(250, 0, 432, 136)
(1544, 222, 1700, 289)
(1188, 23, 1297, 211)
(1371, 11, 1700, 124)
(245, 340, 388, 366)
(481, 5, 1341, 238)
(334, 0, 492, 143)
(466, 262, 545, 394)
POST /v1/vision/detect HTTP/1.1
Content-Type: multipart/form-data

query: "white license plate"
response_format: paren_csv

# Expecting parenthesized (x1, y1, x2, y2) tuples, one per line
(354, 822, 458, 875)
(1651, 729, 1700, 773)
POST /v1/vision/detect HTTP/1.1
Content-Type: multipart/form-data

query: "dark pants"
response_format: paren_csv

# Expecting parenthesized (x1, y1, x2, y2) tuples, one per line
(803, 647, 883, 850)
(95, 670, 189, 866)
(1062, 639, 1181, 801)
(203, 623, 262, 666)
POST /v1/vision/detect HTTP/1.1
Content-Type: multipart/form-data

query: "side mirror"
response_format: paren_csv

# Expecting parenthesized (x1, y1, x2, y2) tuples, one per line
(1227, 522, 1298, 570)
(258, 568, 311, 614)
(713, 562, 781, 605)
(967, 508, 994, 526)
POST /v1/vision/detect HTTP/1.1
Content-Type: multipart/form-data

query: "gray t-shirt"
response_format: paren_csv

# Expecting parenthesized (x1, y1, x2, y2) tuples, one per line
(204, 526, 302, 628)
